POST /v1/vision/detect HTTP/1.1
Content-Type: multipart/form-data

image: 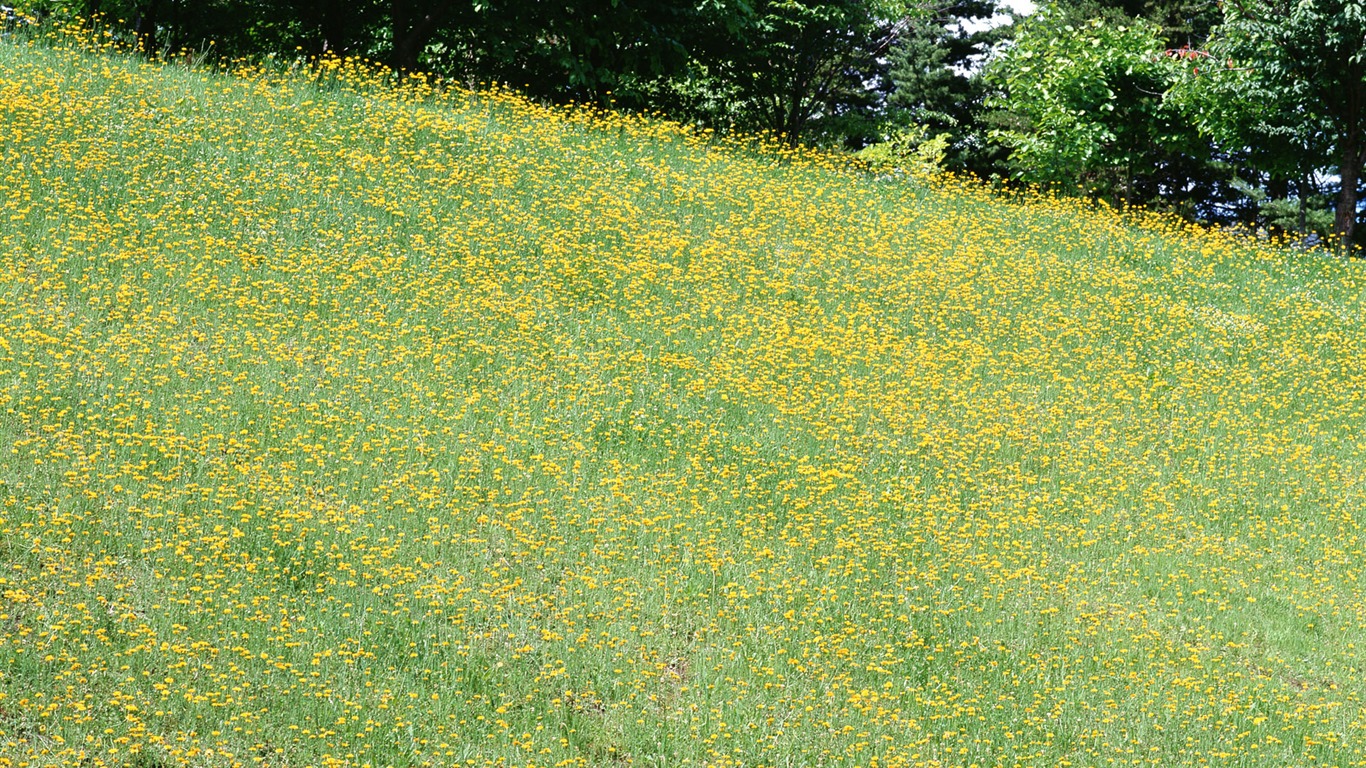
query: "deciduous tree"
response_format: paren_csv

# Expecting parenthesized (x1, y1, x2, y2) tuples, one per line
(687, 0, 898, 146)
(1212, 0, 1366, 248)
(987, 10, 1214, 209)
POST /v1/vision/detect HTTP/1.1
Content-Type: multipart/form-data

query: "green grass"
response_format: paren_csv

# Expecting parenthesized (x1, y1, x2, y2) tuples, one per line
(3, 32, 1366, 768)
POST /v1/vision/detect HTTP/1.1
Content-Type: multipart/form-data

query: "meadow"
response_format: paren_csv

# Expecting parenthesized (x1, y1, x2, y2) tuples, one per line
(4, 31, 1366, 768)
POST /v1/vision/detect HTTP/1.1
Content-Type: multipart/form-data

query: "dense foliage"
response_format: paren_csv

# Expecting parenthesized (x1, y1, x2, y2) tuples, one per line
(884, 0, 1007, 174)
(986, 0, 1364, 248)
(987, 14, 1192, 206)
(1213, 0, 1366, 246)
(8, 0, 1364, 246)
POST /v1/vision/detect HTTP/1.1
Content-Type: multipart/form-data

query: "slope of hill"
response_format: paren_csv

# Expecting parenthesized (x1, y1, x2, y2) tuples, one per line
(4, 37, 1366, 767)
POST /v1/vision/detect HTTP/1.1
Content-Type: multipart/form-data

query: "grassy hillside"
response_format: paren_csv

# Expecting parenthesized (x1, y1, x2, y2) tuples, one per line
(4, 36, 1366, 768)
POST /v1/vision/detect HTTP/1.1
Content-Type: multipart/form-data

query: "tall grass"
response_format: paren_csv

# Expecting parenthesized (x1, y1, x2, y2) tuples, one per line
(3, 32, 1366, 768)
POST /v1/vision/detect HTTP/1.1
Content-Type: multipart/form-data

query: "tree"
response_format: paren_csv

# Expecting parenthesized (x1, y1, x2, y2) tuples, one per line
(1211, 0, 1366, 249)
(22, 0, 325, 59)
(424, 0, 708, 108)
(986, 9, 1216, 209)
(885, 0, 1009, 173)
(1164, 36, 1335, 241)
(684, 0, 900, 146)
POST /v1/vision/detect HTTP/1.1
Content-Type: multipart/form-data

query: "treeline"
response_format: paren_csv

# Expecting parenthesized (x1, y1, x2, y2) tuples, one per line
(14, 0, 1366, 249)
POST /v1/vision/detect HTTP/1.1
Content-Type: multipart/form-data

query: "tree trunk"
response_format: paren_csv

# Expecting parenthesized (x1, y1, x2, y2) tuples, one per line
(1334, 68, 1365, 252)
(1267, 176, 1289, 240)
(1298, 175, 1310, 235)
(1335, 135, 1362, 252)
(781, 67, 811, 146)
(1124, 160, 1133, 210)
